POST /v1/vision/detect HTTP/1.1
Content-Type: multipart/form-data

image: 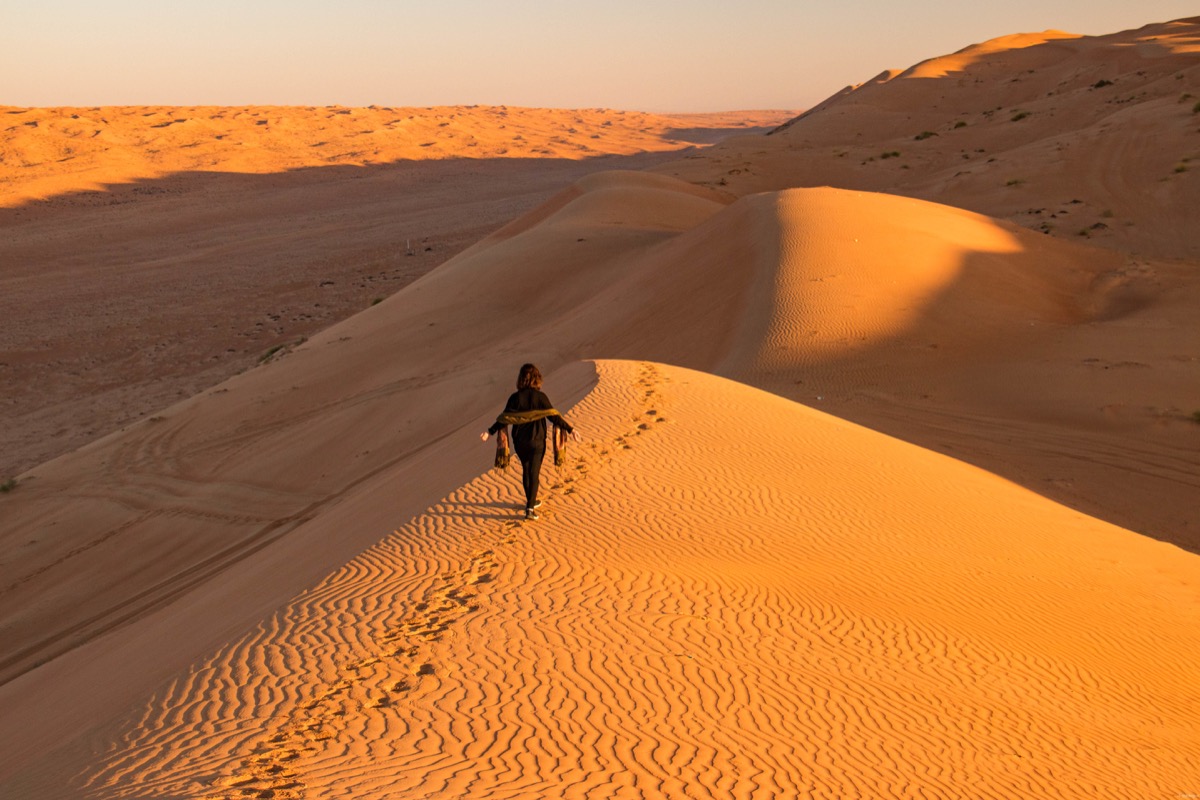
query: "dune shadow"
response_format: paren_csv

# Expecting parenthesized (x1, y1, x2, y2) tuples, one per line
(433, 500, 523, 522)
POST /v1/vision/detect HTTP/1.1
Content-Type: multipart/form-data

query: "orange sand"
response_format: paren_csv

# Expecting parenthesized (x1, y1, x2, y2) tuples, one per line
(1, 16, 1199, 800)
(0, 105, 789, 206)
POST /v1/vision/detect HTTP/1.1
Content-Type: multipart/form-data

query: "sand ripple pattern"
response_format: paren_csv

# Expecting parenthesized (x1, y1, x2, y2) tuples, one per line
(81, 361, 1200, 799)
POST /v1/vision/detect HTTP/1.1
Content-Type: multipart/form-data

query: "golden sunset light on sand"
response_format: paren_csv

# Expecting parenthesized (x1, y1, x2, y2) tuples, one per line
(1, 6, 1198, 799)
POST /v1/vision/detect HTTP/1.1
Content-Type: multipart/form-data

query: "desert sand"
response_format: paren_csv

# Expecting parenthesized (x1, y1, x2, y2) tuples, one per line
(0, 106, 792, 477)
(1, 16, 1199, 800)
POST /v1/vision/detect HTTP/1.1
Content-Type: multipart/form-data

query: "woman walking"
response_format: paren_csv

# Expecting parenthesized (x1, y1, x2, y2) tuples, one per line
(481, 363, 577, 520)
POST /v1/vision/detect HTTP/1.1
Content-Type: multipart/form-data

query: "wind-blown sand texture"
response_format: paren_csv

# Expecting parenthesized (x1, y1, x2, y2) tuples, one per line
(0, 107, 793, 476)
(2, 17, 1199, 800)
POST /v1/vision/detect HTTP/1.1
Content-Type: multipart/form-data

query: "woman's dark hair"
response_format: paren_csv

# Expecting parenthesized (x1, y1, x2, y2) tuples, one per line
(517, 363, 543, 390)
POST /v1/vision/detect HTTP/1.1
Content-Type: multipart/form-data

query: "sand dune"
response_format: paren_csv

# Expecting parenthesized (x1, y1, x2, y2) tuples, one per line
(2, 169, 1198, 795)
(658, 17, 1200, 260)
(6, 361, 1199, 798)
(0, 105, 789, 207)
(2, 16, 1198, 800)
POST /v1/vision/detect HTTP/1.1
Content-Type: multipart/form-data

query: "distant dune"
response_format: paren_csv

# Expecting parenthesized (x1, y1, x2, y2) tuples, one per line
(0, 104, 789, 206)
(1, 17, 1198, 800)
(658, 17, 1200, 260)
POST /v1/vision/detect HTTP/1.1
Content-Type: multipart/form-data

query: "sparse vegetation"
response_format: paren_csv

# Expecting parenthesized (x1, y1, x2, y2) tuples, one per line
(1101, 209, 1114, 218)
(880, 151, 901, 159)
(1005, 178, 1025, 187)
(1011, 111, 1030, 122)
(1192, 410, 1200, 424)
(1180, 93, 1193, 103)
(1092, 79, 1114, 89)
(371, 297, 384, 306)
(259, 344, 286, 362)
(1175, 164, 1188, 173)
(0, 478, 16, 494)
(914, 131, 937, 141)
(953, 121, 967, 129)
(258, 337, 307, 364)
(1193, 100, 1200, 114)
(1077, 228, 1091, 237)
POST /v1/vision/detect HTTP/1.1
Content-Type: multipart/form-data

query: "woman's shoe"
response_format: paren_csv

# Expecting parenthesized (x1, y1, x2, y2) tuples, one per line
(525, 508, 540, 521)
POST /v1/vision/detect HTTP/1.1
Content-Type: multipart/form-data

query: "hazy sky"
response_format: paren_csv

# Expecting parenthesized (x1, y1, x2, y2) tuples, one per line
(2, 1, 1195, 111)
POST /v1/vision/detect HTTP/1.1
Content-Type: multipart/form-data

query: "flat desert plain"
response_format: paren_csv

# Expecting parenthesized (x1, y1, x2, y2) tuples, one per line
(0, 16, 1198, 800)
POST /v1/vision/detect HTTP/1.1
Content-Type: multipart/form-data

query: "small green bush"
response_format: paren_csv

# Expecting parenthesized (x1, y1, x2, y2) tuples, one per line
(914, 131, 937, 141)
(1175, 164, 1189, 173)
(1192, 410, 1200, 424)
(0, 478, 16, 494)
(1011, 111, 1030, 122)
(880, 151, 900, 159)
(1092, 79, 1114, 89)
(953, 121, 967, 129)
(371, 297, 384, 306)
(1193, 100, 1200, 114)
(1005, 178, 1024, 187)
(259, 344, 285, 363)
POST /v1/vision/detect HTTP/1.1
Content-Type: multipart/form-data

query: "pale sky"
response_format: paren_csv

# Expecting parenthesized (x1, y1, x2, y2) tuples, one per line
(1, 1, 1195, 111)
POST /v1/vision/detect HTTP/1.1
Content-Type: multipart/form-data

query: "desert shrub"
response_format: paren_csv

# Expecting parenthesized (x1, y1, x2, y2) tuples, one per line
(1175, 164, 1188, 173)
(1193, 100, 1200, 114)
(880, 151, 900, 159)
(1011, 111, 1030, 122)
(1092, 79, 1114, 89)
(1005, 178, 1025, 187)
(259, 344, 286, 363)
(371, 297, 384, 306)
(953, 121, 967, 129)
(1192, 410, 1200, 424)
(914, 131, 937, 140)
(0, 478, 16, 494)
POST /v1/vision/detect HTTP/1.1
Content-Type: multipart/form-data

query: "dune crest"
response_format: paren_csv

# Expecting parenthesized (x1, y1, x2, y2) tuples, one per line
(33, 360, 1198, 799)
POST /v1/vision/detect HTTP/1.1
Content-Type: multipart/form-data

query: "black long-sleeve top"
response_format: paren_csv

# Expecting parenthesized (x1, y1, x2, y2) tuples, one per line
(487, 388, 573, 452)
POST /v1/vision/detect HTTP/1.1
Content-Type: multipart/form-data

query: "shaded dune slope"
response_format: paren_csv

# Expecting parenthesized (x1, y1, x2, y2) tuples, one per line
(13, 361, 1200, 799)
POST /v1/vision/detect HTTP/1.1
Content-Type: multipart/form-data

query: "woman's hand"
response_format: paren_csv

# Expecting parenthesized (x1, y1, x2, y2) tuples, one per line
(570, 431, 581, 443)
(480, 431, 490, 442)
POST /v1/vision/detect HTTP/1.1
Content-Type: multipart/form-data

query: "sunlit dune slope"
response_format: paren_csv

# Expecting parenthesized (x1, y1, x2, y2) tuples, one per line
(9, 360, 1199, 799)
(0, 104, 791, 206)
(657, 17, 1200, 259)
(3, 171, 1196, 707)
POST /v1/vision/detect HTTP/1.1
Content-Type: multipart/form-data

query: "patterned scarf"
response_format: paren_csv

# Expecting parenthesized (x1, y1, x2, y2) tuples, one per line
(493, 408, 567, 470)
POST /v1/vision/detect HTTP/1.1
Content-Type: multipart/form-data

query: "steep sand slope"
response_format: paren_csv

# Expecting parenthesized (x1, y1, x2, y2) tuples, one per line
(657, 17, 1200, 260)
(3, 174, 1197, 698)
(6, 361, 1198, 798)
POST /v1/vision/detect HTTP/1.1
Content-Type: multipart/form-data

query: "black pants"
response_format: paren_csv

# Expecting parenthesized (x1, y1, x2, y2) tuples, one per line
(517, 444, 545, 509)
